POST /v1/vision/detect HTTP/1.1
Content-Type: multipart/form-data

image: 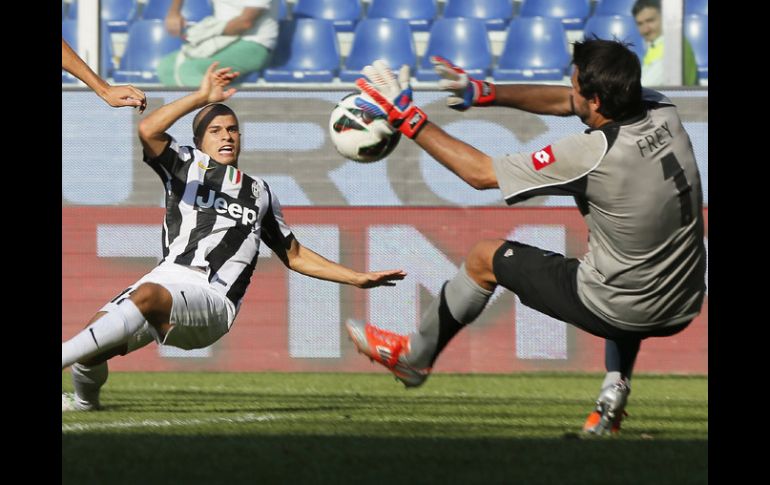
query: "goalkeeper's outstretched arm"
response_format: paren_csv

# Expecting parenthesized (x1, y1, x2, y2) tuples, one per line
(431, 56, 573, 116)
(493, 84, 574, 116)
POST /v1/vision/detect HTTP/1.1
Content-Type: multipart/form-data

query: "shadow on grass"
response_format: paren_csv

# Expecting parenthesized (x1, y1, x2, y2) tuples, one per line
(62, 433, 707, 485)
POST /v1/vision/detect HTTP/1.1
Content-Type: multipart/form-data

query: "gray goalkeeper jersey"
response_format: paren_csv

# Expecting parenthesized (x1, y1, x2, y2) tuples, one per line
(492, 89, 706, 331)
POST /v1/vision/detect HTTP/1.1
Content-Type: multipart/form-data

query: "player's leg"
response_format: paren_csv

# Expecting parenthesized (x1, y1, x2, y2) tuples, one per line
(483, 240, 645, 434)
(63, 282, 172, 411)
(62, 282, 172, 370)
(346, 239, 500, 387)
(602, 338, 640, 389)
(581, 339, 640, 434)
(65, 326, 156, 412)
(408, 240, 499, 367)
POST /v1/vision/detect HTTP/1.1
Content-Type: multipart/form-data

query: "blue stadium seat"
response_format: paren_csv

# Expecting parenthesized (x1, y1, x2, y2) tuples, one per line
(113, 20, 182, 83)
(62, 19, 79, 83)
(593, 0, 635, 16)
(239, 71, 260, 83)
(519, 0, 591, 30)
(278, 0, 288, 20)
(366, 0, 437, 32)
(100, 21, 116, 79)
(443, 0, 514, 31)
(684, 14, 707, 81)
(340, 18, 417, 82)
(263, 19, 340, 82)
(67, 0, 137, 32)
(100, 0, 139, 33)
(416, 18, 492, 81)
(685, 0, 708, 16)
(141, 0, 213, 23)
(61, 19, 116, 81)
(583, 15, 646, 61)
(493, 17, 571, 81)
(292, 0, 361, 32)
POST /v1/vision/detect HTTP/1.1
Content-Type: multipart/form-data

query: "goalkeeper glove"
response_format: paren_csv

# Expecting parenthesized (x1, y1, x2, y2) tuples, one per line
(430, 56, 496, 111)
(354, 60, 428, 139)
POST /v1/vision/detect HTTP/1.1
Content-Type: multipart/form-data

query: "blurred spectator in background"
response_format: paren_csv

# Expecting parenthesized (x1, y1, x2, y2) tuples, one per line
(158, 0, 279, 86)
(62, 37, 147, 112)
(633, 0, 697, 86)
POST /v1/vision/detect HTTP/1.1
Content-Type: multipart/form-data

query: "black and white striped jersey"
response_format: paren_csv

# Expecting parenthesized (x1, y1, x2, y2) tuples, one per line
(143, 136, 293, 308)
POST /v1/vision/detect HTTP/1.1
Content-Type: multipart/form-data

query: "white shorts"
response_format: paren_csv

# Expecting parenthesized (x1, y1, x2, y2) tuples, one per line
(99, 262, 237, 351)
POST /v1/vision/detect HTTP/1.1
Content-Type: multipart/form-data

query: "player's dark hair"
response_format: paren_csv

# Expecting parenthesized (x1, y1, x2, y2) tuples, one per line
(632, 0, 661, 16)
(572, 39, 643, 121)
(192, 103, 238, 147)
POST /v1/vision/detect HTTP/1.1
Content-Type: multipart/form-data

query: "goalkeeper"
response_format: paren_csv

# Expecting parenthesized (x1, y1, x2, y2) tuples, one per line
(346, 39, 706, 435)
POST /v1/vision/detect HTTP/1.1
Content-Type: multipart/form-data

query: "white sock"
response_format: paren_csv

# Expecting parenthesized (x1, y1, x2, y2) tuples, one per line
(71, 361, 108, 408)
(62, 300, 146, 369)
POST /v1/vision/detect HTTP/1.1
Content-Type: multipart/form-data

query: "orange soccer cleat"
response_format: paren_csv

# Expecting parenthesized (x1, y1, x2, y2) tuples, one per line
(345, 319, 431, 388)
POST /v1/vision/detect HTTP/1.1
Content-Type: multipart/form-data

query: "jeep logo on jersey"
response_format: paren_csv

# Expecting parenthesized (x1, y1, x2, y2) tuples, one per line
(531, 145, 556, 171)
(194, 187, 258, 226)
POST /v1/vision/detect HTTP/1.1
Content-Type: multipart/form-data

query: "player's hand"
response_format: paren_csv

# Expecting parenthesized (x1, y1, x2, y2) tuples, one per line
(353, 269, 407, 289)
(198, 62, 239, 103)
(165, 11, 186, 37)
(354, 60, 428, 139)
(101, 84, 147, 113)
(431, 56, 496, 111)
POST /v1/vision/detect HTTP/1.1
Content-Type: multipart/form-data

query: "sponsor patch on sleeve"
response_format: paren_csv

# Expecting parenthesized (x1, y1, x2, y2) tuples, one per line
(531, 145, 556, 171)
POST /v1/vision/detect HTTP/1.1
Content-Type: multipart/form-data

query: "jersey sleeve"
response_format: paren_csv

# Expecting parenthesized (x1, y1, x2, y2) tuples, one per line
(259, 182, 295, 253)
(492, 131, 608, 205)
(143, 136, 196, 182)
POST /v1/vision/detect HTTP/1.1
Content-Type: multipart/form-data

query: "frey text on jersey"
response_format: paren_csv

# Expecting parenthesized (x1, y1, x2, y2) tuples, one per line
(634, 122, 673, 158)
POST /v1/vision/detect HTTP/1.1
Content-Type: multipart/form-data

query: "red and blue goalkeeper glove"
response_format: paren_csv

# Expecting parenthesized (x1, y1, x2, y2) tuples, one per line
(354, 60, 428, 139)
(430, 56, 496, 111)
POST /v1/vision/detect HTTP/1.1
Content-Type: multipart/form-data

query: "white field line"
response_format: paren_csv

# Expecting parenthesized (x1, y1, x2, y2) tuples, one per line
(62, 413, 282, 432)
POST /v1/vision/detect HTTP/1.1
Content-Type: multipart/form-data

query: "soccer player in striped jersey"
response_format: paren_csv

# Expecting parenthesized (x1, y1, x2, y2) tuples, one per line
(346, 40, 706, 435)
(62, 62, 406, 411)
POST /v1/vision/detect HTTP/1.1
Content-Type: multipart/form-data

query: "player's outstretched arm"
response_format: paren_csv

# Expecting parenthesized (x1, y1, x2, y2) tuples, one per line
(283, 239, 406, 289)
(355, 60, 498, 190)
(62, 38, 147, 112)
(493, 84, 574, 116)
(432, 56, 573, 116)
(413, 122, 498, 190)
(138, 62, 239, 157)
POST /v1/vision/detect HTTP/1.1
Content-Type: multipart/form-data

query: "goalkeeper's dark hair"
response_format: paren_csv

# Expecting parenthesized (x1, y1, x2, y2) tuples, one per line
(572, 38, 643, 121)
(192, 103, 238, 147)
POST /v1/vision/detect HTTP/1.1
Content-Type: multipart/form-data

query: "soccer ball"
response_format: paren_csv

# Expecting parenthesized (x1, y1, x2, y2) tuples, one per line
(328, 93, 401, 163)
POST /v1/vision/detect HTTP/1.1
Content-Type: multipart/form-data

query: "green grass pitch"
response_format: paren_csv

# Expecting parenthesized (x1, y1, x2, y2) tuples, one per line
(62, 372, 707, 484)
